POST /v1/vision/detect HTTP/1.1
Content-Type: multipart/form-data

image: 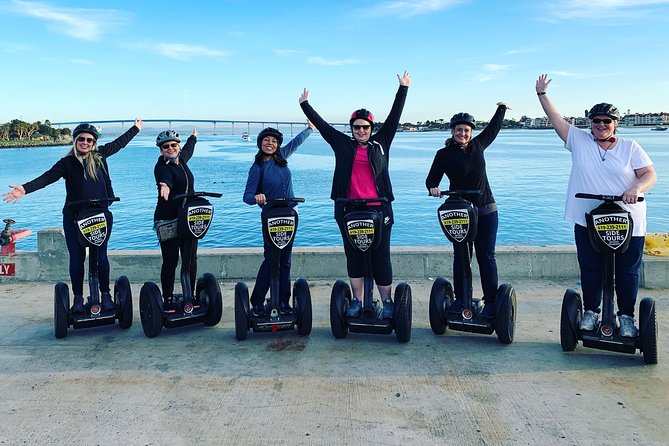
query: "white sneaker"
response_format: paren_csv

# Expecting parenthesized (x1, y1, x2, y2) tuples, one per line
(618, 315, 638, 338)
(579, 310, 599, 331)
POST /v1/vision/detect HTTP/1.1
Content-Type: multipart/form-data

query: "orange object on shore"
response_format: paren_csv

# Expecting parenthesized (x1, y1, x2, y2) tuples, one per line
(9, 228, 31, 243)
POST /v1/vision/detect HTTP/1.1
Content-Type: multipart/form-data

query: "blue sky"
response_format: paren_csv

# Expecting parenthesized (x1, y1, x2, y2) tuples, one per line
(1, 0, 668, 125)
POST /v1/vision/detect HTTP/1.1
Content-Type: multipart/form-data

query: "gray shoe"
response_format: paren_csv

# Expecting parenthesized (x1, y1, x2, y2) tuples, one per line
(101, 292, 116, 311)
(347, 297, 362, 317)
(579, 310, 599, 331)
(382, 298, 394, 319)
(618, 315, 639, 338)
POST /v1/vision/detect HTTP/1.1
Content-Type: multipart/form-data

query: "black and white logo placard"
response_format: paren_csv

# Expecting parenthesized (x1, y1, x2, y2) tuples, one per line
(438, 209, 470, 243)
(186, 204, 213, 238)
(267, 216, 296, 249)
(346, 218, 375, 252)
(77, 212, 109, 247)
(593, 212, 630, 250)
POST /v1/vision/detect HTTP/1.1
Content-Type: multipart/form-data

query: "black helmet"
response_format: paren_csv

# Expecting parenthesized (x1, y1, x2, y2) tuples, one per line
(449, 112, 476, 129)
(257, 127, 283, 149)
(72, 123, 99, 140)
(156, 130, 180, 147)
(349, 109, 375, 128)
(587, 103, 621, 120)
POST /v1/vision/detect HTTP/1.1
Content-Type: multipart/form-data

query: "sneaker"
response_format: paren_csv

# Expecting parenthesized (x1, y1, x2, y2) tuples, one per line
(347, 297, 362, 317)
(618, 315, 639, 338)
(101, 292, 116, 311)
(382, 298, 394, 319)
(71, 295, 85, 314)
(279, 303, 293, 315)
(252, 304, 266, 317)
(579, 310, 599, 331)
(448, 299, 462, 315)
(479, 301, 495, 319)
(163, 296, 177, 312)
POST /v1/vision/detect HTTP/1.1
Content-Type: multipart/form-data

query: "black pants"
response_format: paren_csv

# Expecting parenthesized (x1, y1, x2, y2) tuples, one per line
(160, 237, 198, 299)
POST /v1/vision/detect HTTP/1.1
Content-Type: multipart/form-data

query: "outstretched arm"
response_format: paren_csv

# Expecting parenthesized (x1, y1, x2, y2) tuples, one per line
(299, 88, 347, 148)
(536, 74, 570, 142)
(98, 117, 143, 157)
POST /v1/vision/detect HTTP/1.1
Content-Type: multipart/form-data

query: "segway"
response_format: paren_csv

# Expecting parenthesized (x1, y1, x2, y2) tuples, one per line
(329, 198, 412, 343)
(428, 190, 516, 344)
(560, 193, 658, 364)
(54, 197, 133, 339)
(235, 197, 312, 340)
(139, 191, 223, 338)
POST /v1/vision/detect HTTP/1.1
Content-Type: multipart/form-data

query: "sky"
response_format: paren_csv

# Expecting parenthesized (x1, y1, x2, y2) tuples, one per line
(1, 0, 669, 126)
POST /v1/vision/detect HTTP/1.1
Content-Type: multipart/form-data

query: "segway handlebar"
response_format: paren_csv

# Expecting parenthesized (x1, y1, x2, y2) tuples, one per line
(173, 191, 223, 201)
(435, 190, 483, 198)
(575, 193, 644, 203)
(335, 197, 388, 205)
(265, 197, 305, 204)
(66, 197, 120, 207)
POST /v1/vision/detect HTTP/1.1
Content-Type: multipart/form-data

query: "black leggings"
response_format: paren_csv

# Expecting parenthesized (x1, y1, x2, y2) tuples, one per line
(160, 237, 198, 299)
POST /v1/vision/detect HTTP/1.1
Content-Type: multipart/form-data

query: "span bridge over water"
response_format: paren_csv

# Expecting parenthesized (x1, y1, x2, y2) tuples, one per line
(49, 118, 349, 135)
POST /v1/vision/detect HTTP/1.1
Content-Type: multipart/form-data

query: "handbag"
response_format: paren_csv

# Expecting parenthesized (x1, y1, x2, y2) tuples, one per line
(155, 218, 178, 242)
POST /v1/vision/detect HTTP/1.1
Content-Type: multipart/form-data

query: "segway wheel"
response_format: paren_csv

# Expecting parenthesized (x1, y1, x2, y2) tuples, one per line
(294, 278, 312, 336)
(429, 277, 452, 335)
(199, 273, 222, 327)
(234, 282, 250, 341)
(394, 282, 412, 343)
(330, 280, 350, 339)
(494, 283, 516, 345)
(639, 297, 658, 365)
(54, 282, 70, 339)
(114, 275, 133, 329)
(139, 282, 163, 338)
(560, 289, 582, 352)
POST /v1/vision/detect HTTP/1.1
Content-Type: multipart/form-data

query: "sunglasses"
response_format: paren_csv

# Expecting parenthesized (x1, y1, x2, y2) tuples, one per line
(592, 118, 613, 124)
(161, 142, 179, 149)
(76, 136, 96, 144)
(352, 124, 371, 130)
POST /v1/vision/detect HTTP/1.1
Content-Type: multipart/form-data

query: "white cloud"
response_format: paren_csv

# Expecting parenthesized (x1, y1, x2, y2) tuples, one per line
(274, 49, 303, 57)
(307, 56, 361, 66)
(544, 0, 669, 20)
(10, 0, 130, 41)
(475, 64, 512, 83)
(141, 43, 230, 61)
(366, 0, 467, 17)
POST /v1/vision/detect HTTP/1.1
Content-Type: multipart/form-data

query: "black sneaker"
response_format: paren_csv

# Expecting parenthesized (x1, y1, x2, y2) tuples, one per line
(279, 303, 293, 315)
(479, 301, 496, 319)
(101, 292, 116, 311)
(71, 295, 85, 314)
(163, 296, 177, 313)
(448, 299, 462, 315)
(252, 304, 266, 317)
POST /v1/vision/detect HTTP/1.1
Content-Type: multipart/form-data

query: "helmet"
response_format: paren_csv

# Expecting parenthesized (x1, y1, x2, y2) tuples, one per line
(349, 109, 375, 127)
(449, 113, 476, 129)
(587, 103, 621, 120)
(156, 130, 180, 147)
(72, 123, 99, 141)
(257, 127, 283, 149)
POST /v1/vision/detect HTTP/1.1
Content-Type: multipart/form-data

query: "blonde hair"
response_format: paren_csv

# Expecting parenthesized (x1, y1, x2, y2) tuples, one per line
(68, 139, 105, 181)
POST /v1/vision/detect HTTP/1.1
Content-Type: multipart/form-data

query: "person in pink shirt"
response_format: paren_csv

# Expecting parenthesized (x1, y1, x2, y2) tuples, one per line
(299, 72, 411, 317)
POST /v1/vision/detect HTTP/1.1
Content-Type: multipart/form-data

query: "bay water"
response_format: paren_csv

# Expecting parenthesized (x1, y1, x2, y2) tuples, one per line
(2, 127, 667, 251)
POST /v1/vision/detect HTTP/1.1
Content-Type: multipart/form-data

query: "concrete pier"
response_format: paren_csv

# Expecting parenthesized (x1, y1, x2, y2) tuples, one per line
(1, 228, 668, 288)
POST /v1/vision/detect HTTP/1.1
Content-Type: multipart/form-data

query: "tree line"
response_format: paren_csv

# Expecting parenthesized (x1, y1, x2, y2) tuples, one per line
(0, 119, 71, 141)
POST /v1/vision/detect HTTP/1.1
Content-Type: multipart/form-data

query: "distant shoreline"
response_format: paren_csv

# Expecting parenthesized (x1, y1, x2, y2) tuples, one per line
(0, 140, 71, 149)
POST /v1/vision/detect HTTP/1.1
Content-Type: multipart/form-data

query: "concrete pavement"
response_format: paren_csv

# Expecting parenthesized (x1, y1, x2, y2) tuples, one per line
(0, 278, 667, 445)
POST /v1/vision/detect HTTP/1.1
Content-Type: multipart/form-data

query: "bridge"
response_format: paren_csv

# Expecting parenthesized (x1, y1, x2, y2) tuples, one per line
(49, 118, 349, 135)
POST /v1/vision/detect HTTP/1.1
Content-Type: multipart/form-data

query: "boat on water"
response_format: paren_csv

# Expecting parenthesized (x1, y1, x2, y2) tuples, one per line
(651, 125, 668, 131)
(241, 132, 251, 141)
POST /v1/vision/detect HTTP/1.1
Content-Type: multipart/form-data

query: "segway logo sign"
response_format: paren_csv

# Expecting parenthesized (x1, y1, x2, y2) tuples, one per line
(186, 205, 213, 238)
(346, 219, 375, 252)
(77, 213, 108, 246)
(267, 216, 295, 249)
(439, 209, 470, 243)
(593, 213, 630, 250)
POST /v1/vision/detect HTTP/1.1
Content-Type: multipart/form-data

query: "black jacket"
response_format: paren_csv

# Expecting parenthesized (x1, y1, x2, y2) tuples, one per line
(425, 105, 506, 208)
(22, 126, 140, 219)
(300, 85, 408, 203)
(153, 135, 197, 221)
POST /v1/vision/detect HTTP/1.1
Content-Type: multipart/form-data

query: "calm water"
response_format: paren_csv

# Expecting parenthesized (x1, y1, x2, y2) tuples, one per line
(2, 128, 667, 250)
